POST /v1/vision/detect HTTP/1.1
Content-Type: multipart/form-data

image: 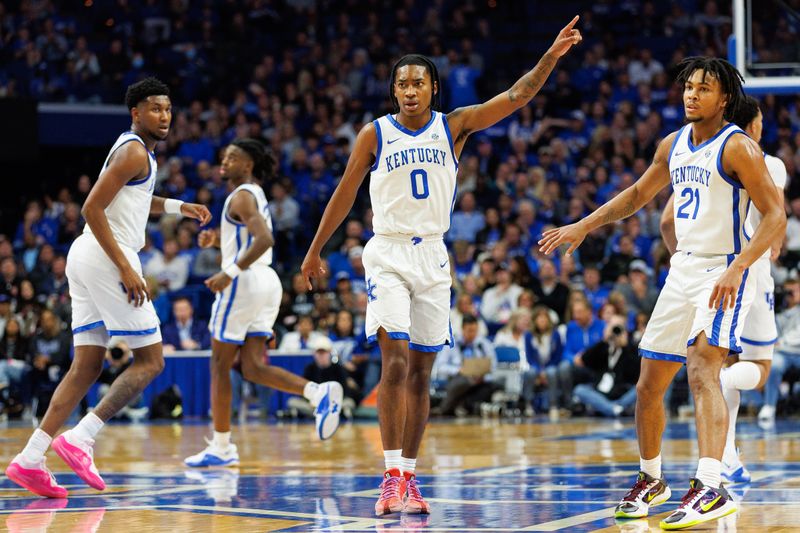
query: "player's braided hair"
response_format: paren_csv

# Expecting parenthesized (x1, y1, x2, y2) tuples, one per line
(230, 138, 276, 181)
(730, 94, 761, 131)
(389, 54, 441, 113)
(676, 57, 745, 122)
(125, 77, 169, 109)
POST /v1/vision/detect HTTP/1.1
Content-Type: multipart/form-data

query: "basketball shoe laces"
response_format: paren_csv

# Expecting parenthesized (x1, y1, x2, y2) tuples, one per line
(676, 484, 704, 510)
(380, 476, 403, 501)
(622, 476, 651, 502)
(406, 478, 425, 504)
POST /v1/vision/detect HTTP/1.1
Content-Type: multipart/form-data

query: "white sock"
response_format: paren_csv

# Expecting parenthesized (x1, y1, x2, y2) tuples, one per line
(695, 457, 721, 489)
(720, 362, 761, 391)
(384, 449, 402, 472)
(304, 382, 320, 404)
(400, 456, 417, 475)
(20, 429, 52, 465)
(213, 431, 231, 449)
(70, 412, 104, 443)
(640, 455, 662, 479)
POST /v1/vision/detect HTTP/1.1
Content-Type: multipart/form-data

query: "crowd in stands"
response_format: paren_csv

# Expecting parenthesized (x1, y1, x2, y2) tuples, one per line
(1, 0, 799, 421)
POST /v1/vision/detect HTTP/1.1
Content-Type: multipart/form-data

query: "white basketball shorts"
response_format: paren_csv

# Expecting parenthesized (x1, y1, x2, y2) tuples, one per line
(738, 257, 777, 360)
(67, 233, 161, 347)
(362, 233, 453, 352)
(208, 264, 282, 345)
(639, 251, 756, 362)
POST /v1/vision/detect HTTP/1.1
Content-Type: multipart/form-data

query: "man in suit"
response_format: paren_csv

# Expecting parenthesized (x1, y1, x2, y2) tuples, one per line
(162, 297, 210, 353)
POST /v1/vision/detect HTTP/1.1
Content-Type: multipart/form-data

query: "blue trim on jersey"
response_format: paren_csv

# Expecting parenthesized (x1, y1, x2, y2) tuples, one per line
(72, 320, 105, 334)
(218, 277, 239, 341)
(640, 348, 685, 363)
(122, 130, 156, 158)
(710, 255, 735, 346)
(366, 332, 411, 344)
(224, 212, 246, 226)
(441, 114, 459, 171)
(108, 326, 158, 336)
(106, 138, 150, 186)
(732, 187, 742, 253)
(371, 120, 383, 172)
(213, 334, 244, 346)
(741, 336, 777, 346)
(716, 131, 746, 189)
(387, 111, 437, 137)
(246, 331, 274, 339)
(409, 341, 447, 353)
(667, 125, 686, 167)
(742, 199, 752, 241)
(687, 122, 736, 153)
(727, 266, 749, 353)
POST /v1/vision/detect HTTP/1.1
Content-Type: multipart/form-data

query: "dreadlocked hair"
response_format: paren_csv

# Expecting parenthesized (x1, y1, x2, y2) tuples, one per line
(389, 54, 441, 113)
(125, 77, 169, 109)
(730, 94, 761, 131)
(676, 56, 745, 122)
(230, 138, 276, 181)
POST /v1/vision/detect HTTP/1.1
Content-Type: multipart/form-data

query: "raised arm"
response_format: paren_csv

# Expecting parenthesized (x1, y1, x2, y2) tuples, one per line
(82, 141, 151, 306)
(205, 191, 273, 293)
(539, 132, 677, 256)
(300, 123, 377, 289)
(708, 135, 787, 310)
(446, 16, 581, 152)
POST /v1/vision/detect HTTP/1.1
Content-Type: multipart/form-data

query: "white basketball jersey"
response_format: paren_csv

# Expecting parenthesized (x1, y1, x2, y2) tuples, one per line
(669, 123, 750, 255)
(370, 111, 458, 236)
(743, 153, 787, 258)
(83, 131, 156, 252)
(220, 183, 273, 269)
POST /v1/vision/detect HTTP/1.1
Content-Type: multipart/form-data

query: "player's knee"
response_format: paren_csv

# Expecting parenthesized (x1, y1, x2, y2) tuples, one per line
(686, 362, 715, 393)
(240, 358, 259, 381)
(382, 356, 408, 384)
(636, 376, 668, 402)
(407, 366, 431, 392)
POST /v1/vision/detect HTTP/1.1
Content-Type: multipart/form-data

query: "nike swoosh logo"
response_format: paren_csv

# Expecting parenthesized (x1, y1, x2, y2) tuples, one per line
(706, 267, 719, 272)
(646, 491, 657, 503)
(387, 138, 401, 144)
(700, 495, 721, 512)
(674, 151, 686, 157)
(439, 261, 448, 268)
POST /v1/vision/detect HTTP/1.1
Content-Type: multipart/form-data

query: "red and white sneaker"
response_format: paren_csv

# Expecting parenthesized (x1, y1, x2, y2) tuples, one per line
(402, 472, 430, 514)
(374, 468, 406, 516)
(5, 455, 68, 498)
(52, 432, 106, 490)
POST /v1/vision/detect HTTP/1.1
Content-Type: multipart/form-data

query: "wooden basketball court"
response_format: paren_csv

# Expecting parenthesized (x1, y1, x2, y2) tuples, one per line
(1, 417, 798, 531)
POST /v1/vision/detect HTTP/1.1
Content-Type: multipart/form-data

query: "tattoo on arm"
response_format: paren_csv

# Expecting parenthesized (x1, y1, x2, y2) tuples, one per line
(508, 53, 558, 103)
(599, 185, 639, 225)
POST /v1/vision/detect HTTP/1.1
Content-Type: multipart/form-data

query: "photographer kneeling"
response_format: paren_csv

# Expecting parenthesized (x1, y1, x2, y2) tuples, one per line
(571, 315, 640, 417)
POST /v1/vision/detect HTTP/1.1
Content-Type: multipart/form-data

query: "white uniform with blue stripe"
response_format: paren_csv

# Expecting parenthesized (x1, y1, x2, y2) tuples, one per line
(362, 111, 457, 351)
(640, 124, 757, 361)
(738, 154, 787, 359)
(209, 183, 281, 345)
(68, 131, 162, 346)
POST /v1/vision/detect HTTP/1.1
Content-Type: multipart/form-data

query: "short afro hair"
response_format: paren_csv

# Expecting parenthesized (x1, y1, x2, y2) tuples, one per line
(730, 94, 761, 131)
(125, 77, 170, 110)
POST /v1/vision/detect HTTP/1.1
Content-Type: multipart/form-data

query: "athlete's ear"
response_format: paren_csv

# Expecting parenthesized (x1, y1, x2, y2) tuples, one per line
(130, 105, 140, 124)
(433, 80, 438, 96)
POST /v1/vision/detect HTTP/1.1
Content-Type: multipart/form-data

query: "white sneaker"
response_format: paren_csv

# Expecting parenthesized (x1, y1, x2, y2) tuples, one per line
(757, 404, 775, 424)
(614, 471, 672, 519)
(184, 439, 239, 467)
(313, 381, 343, 440)
(721, 449, 751, 484)
(660, 479, 737, 530)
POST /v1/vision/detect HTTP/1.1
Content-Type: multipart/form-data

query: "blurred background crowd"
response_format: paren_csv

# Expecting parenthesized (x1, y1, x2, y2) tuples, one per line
(1, 0, 798, 423)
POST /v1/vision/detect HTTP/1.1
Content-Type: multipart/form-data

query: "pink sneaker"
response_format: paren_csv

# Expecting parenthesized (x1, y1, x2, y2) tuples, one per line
(52, 432, 105, 490)
(5, 455, 68, 498)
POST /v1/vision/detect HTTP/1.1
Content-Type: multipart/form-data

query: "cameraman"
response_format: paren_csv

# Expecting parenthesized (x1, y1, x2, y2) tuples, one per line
(571, 315, 640, 417)
(96, 341, 148, 421)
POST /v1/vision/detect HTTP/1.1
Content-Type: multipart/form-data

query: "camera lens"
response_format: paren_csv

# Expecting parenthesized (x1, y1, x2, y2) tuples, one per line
(612, 325, 624, 335)
(110, 347, 124, 360)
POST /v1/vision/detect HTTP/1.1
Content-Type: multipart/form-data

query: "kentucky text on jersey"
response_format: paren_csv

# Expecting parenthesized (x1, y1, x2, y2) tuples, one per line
(385, 148, 448, 172)
(671, 165, 711, 187)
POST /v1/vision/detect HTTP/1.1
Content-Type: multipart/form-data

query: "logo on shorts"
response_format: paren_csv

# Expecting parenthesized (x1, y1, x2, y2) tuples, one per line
(366, 278, 377, 302)
(766, 291, 774, 311)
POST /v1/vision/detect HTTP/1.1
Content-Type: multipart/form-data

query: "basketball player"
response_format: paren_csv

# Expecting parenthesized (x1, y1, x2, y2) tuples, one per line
(660, 95, 786, 486)
(539, 58, 786, 529)
(6, 78, 212, 497)
(184, 139, 343, 468)
(302, 17, 582, 516)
